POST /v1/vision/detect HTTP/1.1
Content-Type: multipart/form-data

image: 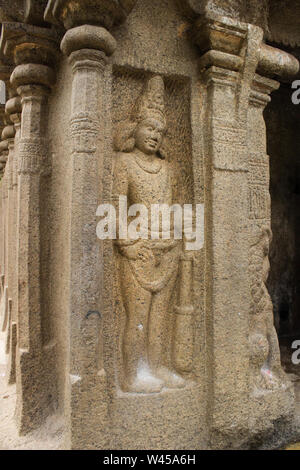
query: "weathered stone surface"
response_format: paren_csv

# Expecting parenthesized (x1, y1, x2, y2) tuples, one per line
(0, 0, 299, 451)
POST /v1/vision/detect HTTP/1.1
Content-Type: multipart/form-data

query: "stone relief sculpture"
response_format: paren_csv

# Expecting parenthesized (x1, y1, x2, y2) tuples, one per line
(113, 75, 194, 393)
(249, 226, 289, 392)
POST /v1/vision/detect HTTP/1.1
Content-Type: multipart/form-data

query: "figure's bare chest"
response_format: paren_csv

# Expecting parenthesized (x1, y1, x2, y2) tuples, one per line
(127, 159, 172, 206)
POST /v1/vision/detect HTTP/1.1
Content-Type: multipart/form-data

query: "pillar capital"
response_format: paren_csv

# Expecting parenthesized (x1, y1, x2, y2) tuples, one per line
(250, 74, 280, 109)
(193, 15, 249, 58)
(11, 64, 56, 94)
(193, 14, 299, 83)
(5, 96, 22, 126)
(44, 0, 137, 31)
(61, 24, 116, 59)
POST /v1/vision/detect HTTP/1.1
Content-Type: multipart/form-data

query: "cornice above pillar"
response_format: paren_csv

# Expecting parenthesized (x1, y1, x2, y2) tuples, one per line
(193, 15, 248, 57)
(258, 44, 299, 82)
(44, 0, 137, 30)
(0, 22, 61, 67)
(193, 15, 299, 83)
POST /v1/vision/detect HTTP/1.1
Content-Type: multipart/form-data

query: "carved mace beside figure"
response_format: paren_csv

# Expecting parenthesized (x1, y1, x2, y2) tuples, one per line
(174, 251, 195, 374)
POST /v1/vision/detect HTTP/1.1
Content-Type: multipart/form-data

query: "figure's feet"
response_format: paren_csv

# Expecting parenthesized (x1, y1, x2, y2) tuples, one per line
(155, 366, 185, 389)
(122, 364, 164, 394)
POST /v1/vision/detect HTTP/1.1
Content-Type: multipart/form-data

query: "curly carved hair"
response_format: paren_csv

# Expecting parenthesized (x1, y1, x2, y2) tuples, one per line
(113, 120, 137, 152)
(113, 119, 167, 159)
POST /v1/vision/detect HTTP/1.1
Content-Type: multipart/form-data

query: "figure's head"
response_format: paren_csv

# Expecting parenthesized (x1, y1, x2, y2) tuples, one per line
(114, 75, 167, 155)
(134, 117, 165, 155)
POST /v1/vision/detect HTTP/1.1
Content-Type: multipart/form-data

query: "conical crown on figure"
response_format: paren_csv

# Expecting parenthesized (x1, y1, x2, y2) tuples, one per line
(133, 75, 167, 128)
(114, 75, 167, 152)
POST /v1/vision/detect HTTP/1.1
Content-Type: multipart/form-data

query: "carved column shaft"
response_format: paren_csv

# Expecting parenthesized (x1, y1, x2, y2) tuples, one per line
(4, 93, 21, 385)
(195, 19, 261, 446)
(0, 19, 61, 432)
(60, 24, 116, 449)
(10, 77, 51, 352)
(0, 121, 9, 327)
(0, 73, 14, 338)
(0, 90, 7, 294)
(0, 64, 12, 250)
(11, 73, 54, 431)
(8, 95, 22, 343)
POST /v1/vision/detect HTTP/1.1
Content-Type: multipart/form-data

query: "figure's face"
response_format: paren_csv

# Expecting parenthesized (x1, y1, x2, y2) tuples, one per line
(134, 118, 165, 155)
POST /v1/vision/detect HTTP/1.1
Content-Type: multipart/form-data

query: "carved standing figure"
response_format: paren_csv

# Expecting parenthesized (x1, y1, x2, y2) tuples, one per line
(113, 76, 186, 393)
(249, 227, 289, 392)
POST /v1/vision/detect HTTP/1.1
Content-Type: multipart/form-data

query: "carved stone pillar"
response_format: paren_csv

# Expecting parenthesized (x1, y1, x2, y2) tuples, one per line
(194, 17, 257, 448)
(247, 71, 297, 436)
(194, 15, 299, 448)
(61, 26, 116, 449)
(0, 65, 12, 310)
(5, 94, 22, 384)
(0, 101, 6, 301)
(0, 138, 8, 328)
(45, 0, 137, 449)
(1, 22, 59, 433)
(3, 92, 19, 384)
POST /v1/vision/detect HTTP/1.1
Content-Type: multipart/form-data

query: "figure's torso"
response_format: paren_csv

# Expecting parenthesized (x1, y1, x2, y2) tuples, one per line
(125, 152, 173, 208)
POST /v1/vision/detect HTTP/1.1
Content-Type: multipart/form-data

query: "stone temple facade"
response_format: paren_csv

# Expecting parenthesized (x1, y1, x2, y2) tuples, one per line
(0, 0, 299, 450)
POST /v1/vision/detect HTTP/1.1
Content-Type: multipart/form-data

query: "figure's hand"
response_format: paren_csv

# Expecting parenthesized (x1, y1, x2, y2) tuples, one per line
(118, 242, 154, 263)
(118, 244, 139, 260)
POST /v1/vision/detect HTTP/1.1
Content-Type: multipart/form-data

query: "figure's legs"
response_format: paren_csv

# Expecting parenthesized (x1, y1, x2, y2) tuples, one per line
(120, 260, 163, 393)
(148, 272, 185, 389)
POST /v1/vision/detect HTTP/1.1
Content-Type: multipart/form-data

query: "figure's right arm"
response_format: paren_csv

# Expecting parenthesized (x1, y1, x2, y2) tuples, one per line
(112, 154, 129, 241)
(112, 154, 138, 257)
(112, 154, 129, 204)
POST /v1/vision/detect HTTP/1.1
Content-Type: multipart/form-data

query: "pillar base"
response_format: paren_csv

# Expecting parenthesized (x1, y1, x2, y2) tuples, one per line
(16, 343, 58, 434)
(111, 383, 204, 450)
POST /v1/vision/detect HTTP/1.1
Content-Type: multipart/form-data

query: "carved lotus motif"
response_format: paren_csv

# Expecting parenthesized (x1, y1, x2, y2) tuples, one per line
(45, 0, 137, 29)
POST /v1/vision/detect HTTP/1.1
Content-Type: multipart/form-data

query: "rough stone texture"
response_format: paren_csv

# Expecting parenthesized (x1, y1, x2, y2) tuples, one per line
(0, 0, 299, 451)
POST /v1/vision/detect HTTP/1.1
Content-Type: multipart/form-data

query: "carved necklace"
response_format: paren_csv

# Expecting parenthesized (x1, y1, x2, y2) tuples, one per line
(134, 153, 162, 174)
